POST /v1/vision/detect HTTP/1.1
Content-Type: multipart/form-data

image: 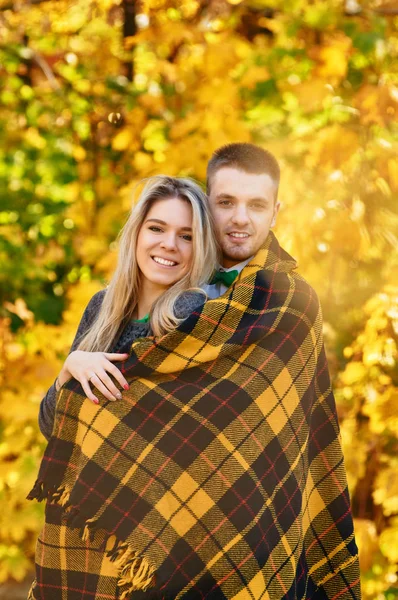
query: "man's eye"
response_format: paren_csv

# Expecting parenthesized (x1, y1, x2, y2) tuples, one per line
(219, 200, 232, 206)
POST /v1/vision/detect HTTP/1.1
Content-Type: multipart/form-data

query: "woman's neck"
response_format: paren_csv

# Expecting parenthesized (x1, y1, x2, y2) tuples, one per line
(135, 280, 168, 320)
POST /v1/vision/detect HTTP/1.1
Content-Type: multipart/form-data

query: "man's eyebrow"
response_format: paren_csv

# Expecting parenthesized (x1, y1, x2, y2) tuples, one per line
(145, 218, 192, 231)
(250, 197, 269, 204)
(216, 193, 236, 200)
(216, 194, 269, 204)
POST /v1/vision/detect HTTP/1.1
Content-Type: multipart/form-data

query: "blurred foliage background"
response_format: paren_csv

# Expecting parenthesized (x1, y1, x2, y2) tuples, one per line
(0, 0, 397, 597)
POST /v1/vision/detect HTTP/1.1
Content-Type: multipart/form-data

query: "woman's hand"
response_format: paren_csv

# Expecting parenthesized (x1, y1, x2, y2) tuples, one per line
(59, 351, 130, 404)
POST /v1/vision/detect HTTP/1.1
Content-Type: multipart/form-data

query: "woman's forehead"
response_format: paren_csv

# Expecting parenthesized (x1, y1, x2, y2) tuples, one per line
(146, 196, 193, 226)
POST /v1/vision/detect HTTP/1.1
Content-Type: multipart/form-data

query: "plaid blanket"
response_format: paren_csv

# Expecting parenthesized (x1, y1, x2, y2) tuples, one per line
(28, 232, 361, 600)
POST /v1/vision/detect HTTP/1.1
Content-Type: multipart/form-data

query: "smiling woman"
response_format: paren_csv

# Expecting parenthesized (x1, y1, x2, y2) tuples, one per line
(74, 175, 217, 345)
(38, 175, 218, 431)
(32, 176, 219, 598)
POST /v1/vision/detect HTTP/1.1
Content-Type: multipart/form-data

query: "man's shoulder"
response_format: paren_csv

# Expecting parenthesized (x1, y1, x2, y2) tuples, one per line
(257, 266, 321, 318)
(290, 269, 319, 294)
(288, 270, 321, 318)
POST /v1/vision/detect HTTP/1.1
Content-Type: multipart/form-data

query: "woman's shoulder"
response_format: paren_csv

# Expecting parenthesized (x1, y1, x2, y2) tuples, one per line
(174, 290, 206, 319)
(83, 288, 107, 319)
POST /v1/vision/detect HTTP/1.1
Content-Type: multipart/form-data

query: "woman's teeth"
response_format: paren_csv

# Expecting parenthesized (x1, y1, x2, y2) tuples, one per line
(229, 233, 249, 238)
(152, 256, 177, 266)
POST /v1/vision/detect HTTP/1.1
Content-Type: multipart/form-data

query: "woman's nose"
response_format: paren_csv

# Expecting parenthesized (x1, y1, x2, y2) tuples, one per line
(160, 233, 177, 250)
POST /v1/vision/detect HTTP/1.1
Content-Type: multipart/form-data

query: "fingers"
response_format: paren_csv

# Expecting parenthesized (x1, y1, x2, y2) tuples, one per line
(81, 379, 99, 405)
(89, 372, 121, 402)
(103, 353, 130, 390)
(72, 352, 130, 405)
(104, 362, 130, 391)
(94, 369, 122, 401)
(103, 353, 129, 361)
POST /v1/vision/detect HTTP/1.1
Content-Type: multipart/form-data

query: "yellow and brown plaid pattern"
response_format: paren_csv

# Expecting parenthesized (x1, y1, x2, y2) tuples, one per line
(28, 232, 361, 599)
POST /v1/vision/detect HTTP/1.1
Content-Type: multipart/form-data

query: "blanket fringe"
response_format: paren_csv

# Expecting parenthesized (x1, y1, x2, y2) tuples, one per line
(107, 539, 156, 595)
(26, 479, 71, 507)
(81, 519, 101, 544)
(27, 580, 36, 599)
(28, 481, 156, 595)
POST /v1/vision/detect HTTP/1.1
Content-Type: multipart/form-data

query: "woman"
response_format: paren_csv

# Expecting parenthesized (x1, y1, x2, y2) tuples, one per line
(39, 175, 218, 441)
(29, 175, 218, 599)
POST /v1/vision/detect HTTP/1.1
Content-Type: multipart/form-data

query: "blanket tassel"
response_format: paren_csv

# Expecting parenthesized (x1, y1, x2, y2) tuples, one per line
(27, 580, 36, 599)
(28, 483, 156, 596)
(26, 479, 70, 507)
(80, 523, 155, 594)
(81, 521, 99, 544)
(106, 540, 156, 595)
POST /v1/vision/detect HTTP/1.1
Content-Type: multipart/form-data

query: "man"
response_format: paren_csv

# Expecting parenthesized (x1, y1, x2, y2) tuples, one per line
(204, 143, 280, 298)
(203, 143, 361, 598)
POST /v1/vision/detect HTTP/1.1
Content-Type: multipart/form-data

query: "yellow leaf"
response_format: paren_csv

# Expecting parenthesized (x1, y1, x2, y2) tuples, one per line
(340, 361, 367, 385)
(388, 158, 398, 191)
(3, 298, 34, 321)
(240, 65, 271, 90)
(5, 343, 25, 361)
(72, 145, 87, 162)
(291, 79, 330, 113)
(169, 113, 202, 140)
(311, 35, 352, 82)
(112, 128, 134, 151)
(95, 250, 118, 278)
(353, 519, 378, 572)
(379, 524, 398, 562)
(306, 126, 359, 170)
(133, 151, 154, 173)
(24, 127, 46, 150)
(76, 236, 109, 264)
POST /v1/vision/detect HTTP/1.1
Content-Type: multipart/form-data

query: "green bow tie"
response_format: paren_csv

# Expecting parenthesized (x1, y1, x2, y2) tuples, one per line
(210, 269, 239, 287)
(132, 314, 149, 323)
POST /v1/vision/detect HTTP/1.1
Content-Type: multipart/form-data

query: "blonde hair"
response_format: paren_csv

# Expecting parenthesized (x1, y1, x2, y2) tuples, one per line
(77, 175, 218, 351)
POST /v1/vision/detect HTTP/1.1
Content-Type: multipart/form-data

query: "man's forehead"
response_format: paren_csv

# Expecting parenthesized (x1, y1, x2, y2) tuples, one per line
(210, 167, 276, 199)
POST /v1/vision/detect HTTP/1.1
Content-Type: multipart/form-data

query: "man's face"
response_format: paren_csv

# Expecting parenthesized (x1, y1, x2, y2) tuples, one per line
(208, 167, 280, 268)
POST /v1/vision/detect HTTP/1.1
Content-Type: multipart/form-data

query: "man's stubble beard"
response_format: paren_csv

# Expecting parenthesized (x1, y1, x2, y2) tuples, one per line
(221, 238, 255, 264)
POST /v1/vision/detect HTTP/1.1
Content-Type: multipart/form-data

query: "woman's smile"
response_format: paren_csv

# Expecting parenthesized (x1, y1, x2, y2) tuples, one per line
(151, 255, 178, 267)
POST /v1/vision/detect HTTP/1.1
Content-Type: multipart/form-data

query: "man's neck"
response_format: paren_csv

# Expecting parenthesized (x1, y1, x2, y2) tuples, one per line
(222, 261, 239, 269)
(220, 256, 253, 271)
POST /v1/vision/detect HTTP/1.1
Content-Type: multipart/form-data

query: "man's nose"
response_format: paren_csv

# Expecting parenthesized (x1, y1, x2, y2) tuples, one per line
(231, 206, 250, 226)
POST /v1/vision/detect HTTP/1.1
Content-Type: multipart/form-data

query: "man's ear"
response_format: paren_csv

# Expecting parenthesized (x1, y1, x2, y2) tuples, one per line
(271, 201, 281, 227)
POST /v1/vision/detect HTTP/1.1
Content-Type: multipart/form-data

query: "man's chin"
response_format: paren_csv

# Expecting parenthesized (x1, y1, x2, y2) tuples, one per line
(222, 245, 253, 264)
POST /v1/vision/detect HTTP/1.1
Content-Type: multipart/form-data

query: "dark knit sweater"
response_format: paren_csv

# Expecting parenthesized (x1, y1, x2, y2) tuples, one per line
(38, 289, 204, 441)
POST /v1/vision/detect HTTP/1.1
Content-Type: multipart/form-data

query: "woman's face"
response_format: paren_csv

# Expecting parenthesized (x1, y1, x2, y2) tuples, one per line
(136, 197, 194, 292)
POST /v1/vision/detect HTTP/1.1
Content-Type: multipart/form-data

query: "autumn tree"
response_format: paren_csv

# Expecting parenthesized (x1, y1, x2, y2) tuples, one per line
(0, 0, 397, 596)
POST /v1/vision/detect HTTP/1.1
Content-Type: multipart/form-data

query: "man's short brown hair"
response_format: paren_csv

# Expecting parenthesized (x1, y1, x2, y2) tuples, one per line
(206, 143, 280, 200)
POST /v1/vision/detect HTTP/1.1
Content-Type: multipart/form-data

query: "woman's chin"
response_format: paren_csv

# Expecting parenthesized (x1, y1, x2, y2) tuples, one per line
(145, 274, 182, 289)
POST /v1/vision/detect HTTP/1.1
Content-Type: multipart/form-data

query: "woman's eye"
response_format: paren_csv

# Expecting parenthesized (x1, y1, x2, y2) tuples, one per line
(149, 226, 162, 232)
(181, 234, 192, 241)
